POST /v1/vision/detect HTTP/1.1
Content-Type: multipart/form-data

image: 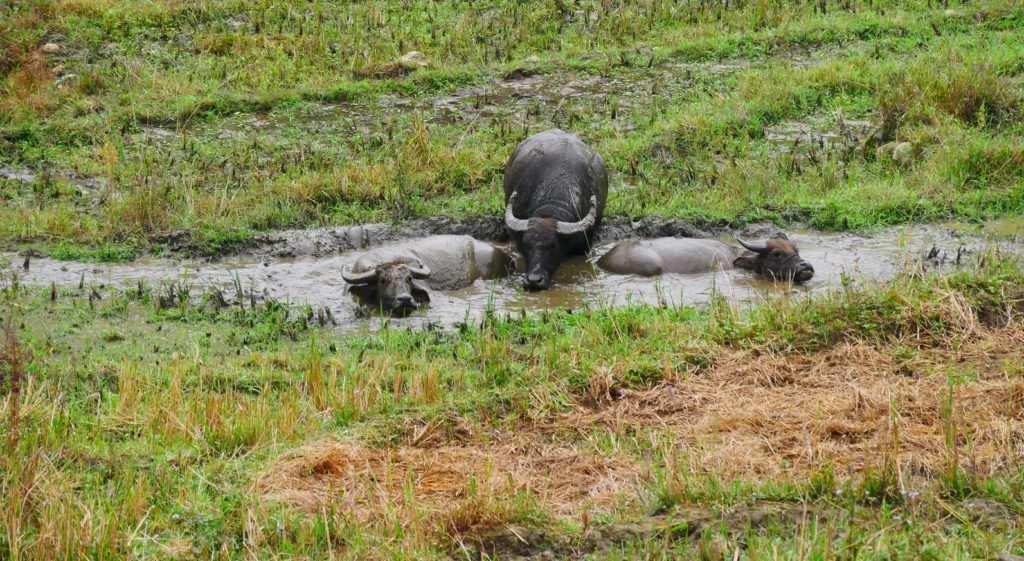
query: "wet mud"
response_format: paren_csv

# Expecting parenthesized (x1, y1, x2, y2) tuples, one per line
(464, 501, 811, 561)
(5, 224, 1017, 333)
(0, 165, 106, 200)
(763, 114, 872, 159)
(238, 214, 711, 259)
(462, 494, 1018, 560)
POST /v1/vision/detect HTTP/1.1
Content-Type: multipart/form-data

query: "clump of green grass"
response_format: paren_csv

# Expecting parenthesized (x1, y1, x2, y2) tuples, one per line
(49, 239, 143, 262)
(877, 49, 1021, 133)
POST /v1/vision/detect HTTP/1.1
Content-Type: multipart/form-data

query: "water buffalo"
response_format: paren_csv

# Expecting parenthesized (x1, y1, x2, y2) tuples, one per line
(598, 237, 815, 282)
(503, 129, 608, 290)
(342, 235, 513, 313)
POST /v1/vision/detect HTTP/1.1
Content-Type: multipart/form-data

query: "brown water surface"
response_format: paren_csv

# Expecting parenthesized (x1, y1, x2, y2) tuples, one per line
(4, 225, 1016, 332)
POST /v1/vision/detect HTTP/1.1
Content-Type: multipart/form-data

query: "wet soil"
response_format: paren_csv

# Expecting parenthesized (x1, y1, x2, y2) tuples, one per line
(130, 42, 872, 148)
(0, 165, 106, 200)
(763, 114, 872, 159)
(239, 214, 711, 259)
(3, 44, 877, 213)
(461, 495, 1020, 560)
(5, 224, 1016, 333)
(463, 501, 808, 560)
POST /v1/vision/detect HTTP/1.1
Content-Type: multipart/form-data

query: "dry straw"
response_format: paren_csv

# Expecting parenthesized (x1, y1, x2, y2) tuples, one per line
(261, 304, 1023, 526)
(259, 439, 643, 522)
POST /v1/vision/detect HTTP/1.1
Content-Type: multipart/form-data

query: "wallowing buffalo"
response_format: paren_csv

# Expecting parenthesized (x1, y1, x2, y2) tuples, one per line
(342, 235, 514, 314)
(504, 129, 608, 290)
(598, 236, 815, 282)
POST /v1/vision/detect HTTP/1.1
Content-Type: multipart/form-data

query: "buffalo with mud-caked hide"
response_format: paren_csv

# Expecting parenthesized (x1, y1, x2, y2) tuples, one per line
(342, 235, 513, 314)
(598, 236, 814, 282)
(504, 129, 608, 290)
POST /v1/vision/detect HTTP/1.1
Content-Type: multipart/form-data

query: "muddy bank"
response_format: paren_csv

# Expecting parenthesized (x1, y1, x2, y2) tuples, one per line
(5, 224, 1016, 334)
(235, 215, 714, 259)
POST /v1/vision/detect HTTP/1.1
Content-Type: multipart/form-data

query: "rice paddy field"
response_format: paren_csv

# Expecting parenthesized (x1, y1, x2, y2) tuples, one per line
(2, 0, 1024, 559)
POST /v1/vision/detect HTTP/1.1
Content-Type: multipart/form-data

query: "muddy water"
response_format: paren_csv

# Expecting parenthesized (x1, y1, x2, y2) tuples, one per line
(5, 225, 1016, 333)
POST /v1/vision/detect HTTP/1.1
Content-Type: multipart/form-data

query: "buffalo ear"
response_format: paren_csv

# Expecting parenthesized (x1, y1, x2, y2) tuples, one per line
(411, 279, 431, 303)
(733, 254, 758, 271)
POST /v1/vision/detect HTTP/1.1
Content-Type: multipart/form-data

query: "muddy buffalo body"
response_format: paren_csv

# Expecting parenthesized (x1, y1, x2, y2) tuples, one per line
(342, 235, 514, 314)
(599, 236, 815, 282)
(503, 129, 608, 290)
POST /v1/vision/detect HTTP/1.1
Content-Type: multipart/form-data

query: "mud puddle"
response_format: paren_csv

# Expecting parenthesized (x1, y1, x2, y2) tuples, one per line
(763, 114, 872, 159)
(0, 165, 106, 199)
(5, 225, 1016, 333)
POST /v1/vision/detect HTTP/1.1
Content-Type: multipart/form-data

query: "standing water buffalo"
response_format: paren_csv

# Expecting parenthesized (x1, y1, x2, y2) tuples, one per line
(598, 236, 815, 282)
(503, 129, 608, 290)
(342, 235, 513, 314)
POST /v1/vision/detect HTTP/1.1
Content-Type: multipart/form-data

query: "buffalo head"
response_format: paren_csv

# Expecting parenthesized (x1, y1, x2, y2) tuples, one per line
(342, 260, 432, 314)
(505, 191, 597, 290)
(733, 237, 814, 283)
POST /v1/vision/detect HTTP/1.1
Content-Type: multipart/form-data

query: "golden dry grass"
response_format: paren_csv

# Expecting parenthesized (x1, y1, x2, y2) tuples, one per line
(554, 327, 1024, 482)
(259, 439, 643, 522)
(261, 321, 1023, 529)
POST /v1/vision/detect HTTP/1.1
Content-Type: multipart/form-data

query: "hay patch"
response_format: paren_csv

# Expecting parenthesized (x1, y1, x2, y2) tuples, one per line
(259, 440, 644, 521)
(555, 333, 1024, 480)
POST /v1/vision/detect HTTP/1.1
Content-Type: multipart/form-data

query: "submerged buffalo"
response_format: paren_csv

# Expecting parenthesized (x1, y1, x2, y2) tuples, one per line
(342, 235, 513, 313)
(598, 236, 815, 282)
(504, 129, 608, 290)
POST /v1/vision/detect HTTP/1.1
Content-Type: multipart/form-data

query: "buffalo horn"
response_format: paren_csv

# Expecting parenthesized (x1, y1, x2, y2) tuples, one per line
(555, 195, 598, 235)
(504, 191, 530, 232)
(736, 238, 769, 254)
(406, 263, 431, 279)
(341, 266, 379, 284)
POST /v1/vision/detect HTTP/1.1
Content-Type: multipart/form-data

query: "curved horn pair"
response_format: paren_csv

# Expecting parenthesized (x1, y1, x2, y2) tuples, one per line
(341, 262, 432, 284)
(504, 192, 598, 235)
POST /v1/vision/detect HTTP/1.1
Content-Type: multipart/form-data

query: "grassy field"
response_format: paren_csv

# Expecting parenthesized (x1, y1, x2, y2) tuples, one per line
(1, 250, 1023, 559)
(2, 0, 1024, 559)
(2, 0, 1023, 256)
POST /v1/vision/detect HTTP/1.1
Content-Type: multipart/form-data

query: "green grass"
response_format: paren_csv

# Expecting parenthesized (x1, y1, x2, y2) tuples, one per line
(2, 250, 1023, 559)
(1, 0, 1022, 257)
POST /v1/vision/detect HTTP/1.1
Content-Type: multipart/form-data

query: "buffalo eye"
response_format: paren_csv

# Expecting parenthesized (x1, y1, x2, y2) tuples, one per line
(771, 250, 784, 258)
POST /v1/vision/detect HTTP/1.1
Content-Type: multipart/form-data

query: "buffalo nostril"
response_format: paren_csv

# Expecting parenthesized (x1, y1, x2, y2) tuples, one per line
(397, 295, 414, 305)
(526, 273, 543, 285)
